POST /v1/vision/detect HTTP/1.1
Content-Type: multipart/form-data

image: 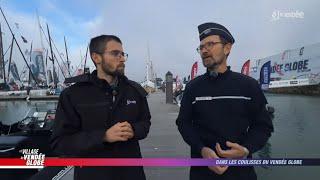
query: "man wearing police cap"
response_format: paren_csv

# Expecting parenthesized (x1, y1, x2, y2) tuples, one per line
(176, 22, 274, 179)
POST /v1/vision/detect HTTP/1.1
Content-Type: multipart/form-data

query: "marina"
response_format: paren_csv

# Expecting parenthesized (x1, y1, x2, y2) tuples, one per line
(1, 91, 320, 179)
(0, 95, 59, 101)
(0, 1, 319, 179)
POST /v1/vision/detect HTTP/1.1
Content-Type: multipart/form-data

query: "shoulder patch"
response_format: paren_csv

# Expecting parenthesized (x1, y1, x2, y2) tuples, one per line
(127, 80, 148, 97)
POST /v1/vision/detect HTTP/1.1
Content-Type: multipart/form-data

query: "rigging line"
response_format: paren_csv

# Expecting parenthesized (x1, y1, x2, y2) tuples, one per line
(3, 43, 12, 56)
(39, 24, 70, 77)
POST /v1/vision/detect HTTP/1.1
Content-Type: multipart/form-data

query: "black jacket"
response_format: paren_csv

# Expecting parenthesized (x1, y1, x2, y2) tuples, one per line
(50, 71, 151, 180)
(176, 68, 274, 180)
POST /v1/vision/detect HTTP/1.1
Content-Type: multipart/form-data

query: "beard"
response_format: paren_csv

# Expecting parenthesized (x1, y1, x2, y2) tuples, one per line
(201, 54, 225, 70)
(101, 60, 125, 77)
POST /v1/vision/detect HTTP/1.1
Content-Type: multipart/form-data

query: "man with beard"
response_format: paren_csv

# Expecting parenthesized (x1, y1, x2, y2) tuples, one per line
(176, 22, 274, 180)
(51, 35, 151, 180)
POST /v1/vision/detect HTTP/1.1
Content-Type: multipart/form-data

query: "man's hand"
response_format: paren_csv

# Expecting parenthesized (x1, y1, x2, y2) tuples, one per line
(104, 121, 134, 143)
(215, 141, 249, 159)
(121, 121, 134, 139)
(201, 147, 228, 175)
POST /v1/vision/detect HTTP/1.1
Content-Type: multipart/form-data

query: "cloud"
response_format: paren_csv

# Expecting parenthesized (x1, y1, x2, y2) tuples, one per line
(79, 0, 320, 81)
(1, 0, 320, 82)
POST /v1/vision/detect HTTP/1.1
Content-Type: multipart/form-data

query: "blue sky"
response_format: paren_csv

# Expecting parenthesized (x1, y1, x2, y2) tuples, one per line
(1, 0, 320, 82)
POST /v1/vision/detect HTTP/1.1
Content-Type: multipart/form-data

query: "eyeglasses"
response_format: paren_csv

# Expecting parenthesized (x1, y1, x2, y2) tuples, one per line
(100, 50, 128, 60)
(196, 41, 224, 53)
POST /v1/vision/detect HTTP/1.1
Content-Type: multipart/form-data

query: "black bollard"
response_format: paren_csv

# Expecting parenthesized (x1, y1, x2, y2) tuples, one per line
(165, 71, 173, 104)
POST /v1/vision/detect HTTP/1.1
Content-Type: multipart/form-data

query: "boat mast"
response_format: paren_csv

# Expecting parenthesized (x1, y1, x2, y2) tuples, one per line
(28, 42, 33, 86)
(46, 23, 57, 88)
(7, 36, 14, 81)
(0, 23, 6, 85)
(39, 21, 70, 78)
(64, 36, 70, 75)
(83, 44, 88, 74)
(44, 49, 49, 86)
(36, 10, 49, 87)
(146, 42, 150, 82)
(36, 10, 45, 51)
(0, 7, 38, 86)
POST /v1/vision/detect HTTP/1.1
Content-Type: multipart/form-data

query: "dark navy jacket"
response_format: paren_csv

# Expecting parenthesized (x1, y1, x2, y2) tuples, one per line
(50, 70, 151, 180)
(176, 67, 274, 180)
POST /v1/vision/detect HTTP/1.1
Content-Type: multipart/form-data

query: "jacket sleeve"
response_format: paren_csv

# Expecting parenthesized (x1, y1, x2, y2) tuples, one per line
(131, 97, 151, 140)
(50, 90, 106, 156)
(242, 81, 274, 154)
(176, 84, 204, 154)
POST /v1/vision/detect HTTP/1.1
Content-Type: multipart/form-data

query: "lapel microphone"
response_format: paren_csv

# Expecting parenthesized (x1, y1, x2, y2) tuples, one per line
(112, 89, 118, 96)
(110, 77, 119, 97)
(209, 71, 218, 80)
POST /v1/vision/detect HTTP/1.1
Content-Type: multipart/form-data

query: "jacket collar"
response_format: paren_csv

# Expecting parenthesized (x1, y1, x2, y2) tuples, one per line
(205, 66, 231, 80)
(89, 70, 128, 91)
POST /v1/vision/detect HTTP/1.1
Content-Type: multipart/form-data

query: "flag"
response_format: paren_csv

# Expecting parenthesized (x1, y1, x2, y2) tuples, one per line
(175, 75, 182, 88)
(241, 59, 250, 76)
(260, 61, 271, 90)
(191, 61, 198, 80)
(21, 36, 28, 43)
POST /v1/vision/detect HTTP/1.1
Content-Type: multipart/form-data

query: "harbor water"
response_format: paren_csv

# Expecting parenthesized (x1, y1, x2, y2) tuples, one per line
(0, 92, 319, 179)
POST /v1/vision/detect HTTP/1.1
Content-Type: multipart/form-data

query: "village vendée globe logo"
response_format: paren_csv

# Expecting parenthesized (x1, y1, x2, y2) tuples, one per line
(20, 149, 45, 166)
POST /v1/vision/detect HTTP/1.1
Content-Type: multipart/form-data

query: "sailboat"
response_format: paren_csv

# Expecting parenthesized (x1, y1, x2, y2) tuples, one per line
(140, 43, 156, 93)
(0, 7, 73, 99)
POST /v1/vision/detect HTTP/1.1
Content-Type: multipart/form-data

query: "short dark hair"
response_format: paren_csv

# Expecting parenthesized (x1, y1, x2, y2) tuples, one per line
(89, 35, 122, 66)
